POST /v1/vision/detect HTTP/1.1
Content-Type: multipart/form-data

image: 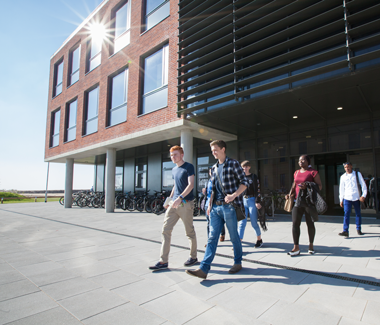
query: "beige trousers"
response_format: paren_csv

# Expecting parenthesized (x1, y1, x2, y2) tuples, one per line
(160, 201, 197, 263)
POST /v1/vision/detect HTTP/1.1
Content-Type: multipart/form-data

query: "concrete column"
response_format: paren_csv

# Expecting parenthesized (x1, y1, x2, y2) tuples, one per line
(105, 148, 116, 213)
(181, 129, 193, 163)
(64, 158, 74, 208)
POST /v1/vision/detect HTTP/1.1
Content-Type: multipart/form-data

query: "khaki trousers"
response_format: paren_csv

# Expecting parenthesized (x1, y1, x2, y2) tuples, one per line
(160, 201, 197, 263)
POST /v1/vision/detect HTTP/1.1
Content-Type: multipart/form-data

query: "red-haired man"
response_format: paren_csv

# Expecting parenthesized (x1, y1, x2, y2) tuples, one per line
(149, 145, 198, 270)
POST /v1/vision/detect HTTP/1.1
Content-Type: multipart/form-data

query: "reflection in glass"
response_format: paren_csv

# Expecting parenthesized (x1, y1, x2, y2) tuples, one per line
(110, 69, 128, 126)
(70, 46, 80, 85)
(114, 2, 130, 52)
(51, 110, 60, 147)
(66, 100, 77, 142)
(85, 87, 98, 135)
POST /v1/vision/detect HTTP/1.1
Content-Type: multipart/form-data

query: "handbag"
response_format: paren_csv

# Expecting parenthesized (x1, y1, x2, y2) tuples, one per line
(355, 171, 368, 210)
(215, 171, 246, 221)
(284, 171, 299, 212)
(315, 191, 327, 215)
(284, 189, 294, 213)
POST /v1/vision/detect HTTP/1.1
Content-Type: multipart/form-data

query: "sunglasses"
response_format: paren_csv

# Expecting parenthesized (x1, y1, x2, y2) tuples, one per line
(343, 162, 352, 166)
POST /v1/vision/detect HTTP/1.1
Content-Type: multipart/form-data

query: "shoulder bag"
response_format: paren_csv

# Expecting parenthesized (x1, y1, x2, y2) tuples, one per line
(355, 171, 368, 210)
(215, 171, 245, 221)
(284, 171, 299, 212)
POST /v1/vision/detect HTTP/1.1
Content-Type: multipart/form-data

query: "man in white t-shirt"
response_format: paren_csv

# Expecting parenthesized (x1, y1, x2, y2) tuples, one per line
(339, 162, 367, 237)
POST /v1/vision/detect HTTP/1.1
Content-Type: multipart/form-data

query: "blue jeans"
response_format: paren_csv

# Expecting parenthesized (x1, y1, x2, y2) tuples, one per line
(200, 204, 243, 274)
(343, 199, 362, 232)
(238, 197, 261, 239)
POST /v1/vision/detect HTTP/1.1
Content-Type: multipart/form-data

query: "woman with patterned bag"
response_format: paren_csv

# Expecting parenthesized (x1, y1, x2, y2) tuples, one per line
(285, 155, 322, 256)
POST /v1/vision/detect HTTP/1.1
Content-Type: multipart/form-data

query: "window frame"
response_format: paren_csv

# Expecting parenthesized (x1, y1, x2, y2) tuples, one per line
(65, 98, 78, 143)
(108, 67, 129, 127)
(87, 36, 102, 73)
(53, 59, 64, 98)
(144, 0, 170, 32)
(141, 43, 169, 115)
(68, 44, 81, 86)
(112, 0, 131, 54)
(83, 85, 99, 136)
(50, 108, 61, 148)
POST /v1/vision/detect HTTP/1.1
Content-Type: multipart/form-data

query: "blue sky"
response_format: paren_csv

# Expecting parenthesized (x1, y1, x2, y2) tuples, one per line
(0, 0, 104, 190)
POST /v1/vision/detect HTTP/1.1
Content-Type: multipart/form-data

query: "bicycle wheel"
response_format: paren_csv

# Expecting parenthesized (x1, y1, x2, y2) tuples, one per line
(193, 198, 200, 217)
(125, 198, 135, 211)
(135, 198, 145, 212)
(266, 202, 273, 216)
(145, 198, 153, 213)
(59, 197, 64, 205)
(151, 199, 164, 215)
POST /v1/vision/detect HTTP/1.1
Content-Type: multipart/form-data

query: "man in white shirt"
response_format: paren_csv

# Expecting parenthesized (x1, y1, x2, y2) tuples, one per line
(339, 162, 367, 237)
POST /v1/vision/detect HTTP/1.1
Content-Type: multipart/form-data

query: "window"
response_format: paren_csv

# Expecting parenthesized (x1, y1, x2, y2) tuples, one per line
(142, 44, 168, 114)
(69, 45, 81, 85)
(115, 161, 123, 191)
(88, 37, 102, 72)
(114, 1, 131, 53)
(53, 60, 63, 97)
(65, 99, 77, 142)
(162, 154, 175, 189)
(135, 157, 147, 190)
(51, 109, 60, 147)
(145, 0, 170, 31)
(84, 87, 99, 135)
(109, 68, 128, 126)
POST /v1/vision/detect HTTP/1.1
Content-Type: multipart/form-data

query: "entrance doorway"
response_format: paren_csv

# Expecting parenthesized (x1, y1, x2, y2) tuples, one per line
(314, 153, 347, 215)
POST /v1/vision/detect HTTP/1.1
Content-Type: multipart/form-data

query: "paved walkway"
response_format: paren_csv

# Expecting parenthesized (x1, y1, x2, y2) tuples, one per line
(0, 203, 379, 324)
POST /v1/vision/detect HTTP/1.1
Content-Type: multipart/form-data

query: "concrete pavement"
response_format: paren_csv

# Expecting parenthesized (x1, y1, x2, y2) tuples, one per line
(0, 202, 379, 324)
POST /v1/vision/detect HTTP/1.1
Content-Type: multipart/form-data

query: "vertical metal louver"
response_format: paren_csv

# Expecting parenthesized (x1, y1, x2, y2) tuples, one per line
(177, 0, 380, 116)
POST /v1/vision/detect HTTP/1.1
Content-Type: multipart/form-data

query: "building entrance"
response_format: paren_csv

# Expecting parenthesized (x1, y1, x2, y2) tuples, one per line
(314, 151, 375, 215)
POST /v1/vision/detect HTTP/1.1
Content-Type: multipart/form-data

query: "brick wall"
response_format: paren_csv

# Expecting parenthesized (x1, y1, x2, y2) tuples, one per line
(45, 0, 181, 160)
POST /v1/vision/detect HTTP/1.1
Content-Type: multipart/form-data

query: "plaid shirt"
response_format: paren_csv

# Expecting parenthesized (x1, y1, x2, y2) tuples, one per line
(211, 156, 248, 207)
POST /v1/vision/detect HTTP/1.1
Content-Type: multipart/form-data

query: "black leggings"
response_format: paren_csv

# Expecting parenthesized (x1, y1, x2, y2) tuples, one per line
(292, 206, 315, 245)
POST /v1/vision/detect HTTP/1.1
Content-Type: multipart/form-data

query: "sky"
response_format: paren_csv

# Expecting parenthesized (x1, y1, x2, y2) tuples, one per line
(0, 0, 104, 190)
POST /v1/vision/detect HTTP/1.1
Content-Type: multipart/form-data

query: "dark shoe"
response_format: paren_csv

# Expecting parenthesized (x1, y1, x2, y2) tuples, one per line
(149, 262, 168, 270)
(186, 269, 207, 279)
(228, 264, 242, 274)
(184, 257, 198, 267)
(220, 235, 225, 242)
(339, 231, 349, 237)
(254, 239, 263, 248)
(287, 250, 300, 256)
(357, 230, 364, 235)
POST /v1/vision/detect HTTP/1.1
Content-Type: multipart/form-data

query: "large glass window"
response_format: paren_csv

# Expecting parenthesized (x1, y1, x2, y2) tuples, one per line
(142, 44, 168, 114)
(135, 157, 147, 190)
(53, 60, 63, 97)
(65, 99, 77, 142)
(69, 45, 80, 85)
(51, 109, 60, 147)
(88, 36, 102, 72)
(145, 0, 170, 31)
(109, 69, 128, 126)
(84, 87, 99, 135)
(114, 1, 130, 53)
(258, 134, 287, 159)
(162, 153, 175, 190)
(290, 129, 326, 155)
(328, 122, 371, 152)
(115, 161, 124, 191)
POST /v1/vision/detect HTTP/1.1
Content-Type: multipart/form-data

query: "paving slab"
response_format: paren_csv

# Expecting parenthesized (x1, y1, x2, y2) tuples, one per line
(88, 269, 143, 289)
(0, 279, 40, 302)
(5, 307, 83, 325)
(82, 302, 166, 325)
(58, 287, 128, 320)
(0, 291, 58, 325)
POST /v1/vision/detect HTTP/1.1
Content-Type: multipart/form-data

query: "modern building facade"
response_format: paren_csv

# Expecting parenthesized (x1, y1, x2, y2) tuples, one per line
(46, 0, 380, 215)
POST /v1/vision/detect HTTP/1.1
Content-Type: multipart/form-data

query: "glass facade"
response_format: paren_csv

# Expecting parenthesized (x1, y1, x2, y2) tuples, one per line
(135, 157, 147, 190)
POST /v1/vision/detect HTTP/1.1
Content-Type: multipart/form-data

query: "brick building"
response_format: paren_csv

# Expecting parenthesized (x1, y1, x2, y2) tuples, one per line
(46, 0, 380, 214)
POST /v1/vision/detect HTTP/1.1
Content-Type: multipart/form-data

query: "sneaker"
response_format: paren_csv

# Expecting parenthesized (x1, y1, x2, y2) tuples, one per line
(228, 264, 242, 274)
(339, 231, 349, 237)
(287, 250, 300, 256)
(254, 239, 263, 248)
(184, 257, 198, 267)
(186, 269, 207, 279)
(357, 230, 364, 235)
(149, 262, 168, 270)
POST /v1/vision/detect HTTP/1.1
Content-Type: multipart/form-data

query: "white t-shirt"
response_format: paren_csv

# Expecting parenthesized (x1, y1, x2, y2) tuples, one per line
(339, 171, 367, 202)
